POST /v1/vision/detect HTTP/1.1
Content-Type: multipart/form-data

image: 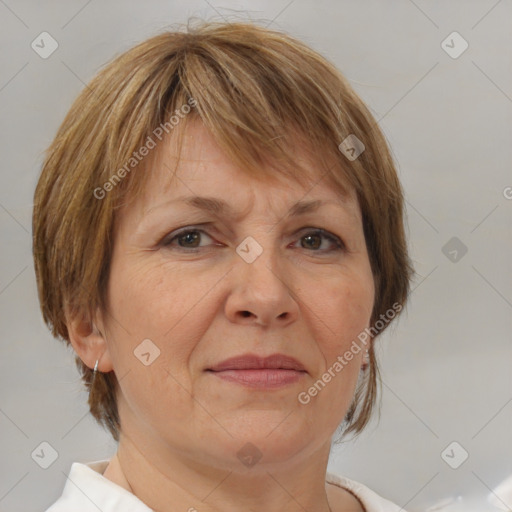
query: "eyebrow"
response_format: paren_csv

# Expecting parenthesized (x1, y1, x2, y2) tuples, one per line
(141, 194, 350, 225)
(178, 196, 337, 218)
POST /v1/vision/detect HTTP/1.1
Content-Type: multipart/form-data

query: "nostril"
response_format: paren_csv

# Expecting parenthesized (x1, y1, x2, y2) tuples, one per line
(240, 311, 252, 318)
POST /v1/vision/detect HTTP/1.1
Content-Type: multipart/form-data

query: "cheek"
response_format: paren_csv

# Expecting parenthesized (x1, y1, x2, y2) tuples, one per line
(105, 258, 221, 377)
(293, 276, 373, 434)
(104, 260, 210, 428)
(107, 258, 191, 335)
(306, 268, 375, 355)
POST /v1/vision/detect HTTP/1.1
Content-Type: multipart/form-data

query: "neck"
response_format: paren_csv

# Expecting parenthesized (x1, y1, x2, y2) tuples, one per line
(105, 431, 335, 512)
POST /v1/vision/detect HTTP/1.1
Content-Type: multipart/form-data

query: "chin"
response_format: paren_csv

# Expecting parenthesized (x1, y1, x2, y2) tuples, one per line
(205, 411, 322, 469)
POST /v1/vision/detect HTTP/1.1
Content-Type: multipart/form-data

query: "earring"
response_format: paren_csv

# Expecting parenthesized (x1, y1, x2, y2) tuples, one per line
(362, 350, 370, 370)
(91, 359, 100, 385)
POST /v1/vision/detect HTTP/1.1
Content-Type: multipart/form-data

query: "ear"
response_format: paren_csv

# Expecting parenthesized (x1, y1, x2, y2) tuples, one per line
(66, 305, 114, 373)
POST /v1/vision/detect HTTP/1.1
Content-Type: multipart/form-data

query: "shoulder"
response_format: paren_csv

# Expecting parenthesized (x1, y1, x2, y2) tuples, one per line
(326, 471, 408, 512)
(44, 460, 152, 512)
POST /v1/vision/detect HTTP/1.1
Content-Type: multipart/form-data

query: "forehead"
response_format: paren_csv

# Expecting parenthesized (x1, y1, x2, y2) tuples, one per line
(125, 120, 360, 224)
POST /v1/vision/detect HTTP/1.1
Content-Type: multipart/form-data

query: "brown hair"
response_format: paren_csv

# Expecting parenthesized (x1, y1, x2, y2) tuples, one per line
(32, 20, 414, 443)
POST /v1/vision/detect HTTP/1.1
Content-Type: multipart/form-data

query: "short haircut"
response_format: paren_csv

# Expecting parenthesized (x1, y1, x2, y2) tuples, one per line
(32, 20, 414, 442)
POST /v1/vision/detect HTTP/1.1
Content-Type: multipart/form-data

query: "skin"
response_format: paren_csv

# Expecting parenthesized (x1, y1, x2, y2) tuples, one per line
(68, 120, 375, 512)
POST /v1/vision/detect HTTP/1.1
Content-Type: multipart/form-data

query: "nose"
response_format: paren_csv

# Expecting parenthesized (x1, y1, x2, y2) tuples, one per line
(224, 242, 300, 328)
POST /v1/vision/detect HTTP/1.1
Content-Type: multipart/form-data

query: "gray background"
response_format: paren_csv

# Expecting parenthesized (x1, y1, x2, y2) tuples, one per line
(1, 1, 511, 511)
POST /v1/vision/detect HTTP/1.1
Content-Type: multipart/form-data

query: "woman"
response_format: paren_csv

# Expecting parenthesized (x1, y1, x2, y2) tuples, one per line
(33, 20, 413, 512)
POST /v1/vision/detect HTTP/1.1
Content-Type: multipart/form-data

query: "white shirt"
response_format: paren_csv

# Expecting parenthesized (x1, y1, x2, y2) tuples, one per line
(44, 459, 407, 512)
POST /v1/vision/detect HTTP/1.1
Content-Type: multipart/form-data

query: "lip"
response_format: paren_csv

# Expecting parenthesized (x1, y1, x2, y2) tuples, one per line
(206, 353, 307, 389)
(208, 353, 306, 372)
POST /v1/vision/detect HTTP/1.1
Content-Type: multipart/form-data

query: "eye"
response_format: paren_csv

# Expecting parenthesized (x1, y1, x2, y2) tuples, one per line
(160, 226, 344, 253)
(294, 229, 344, 252)
(162, 228, 214, 250)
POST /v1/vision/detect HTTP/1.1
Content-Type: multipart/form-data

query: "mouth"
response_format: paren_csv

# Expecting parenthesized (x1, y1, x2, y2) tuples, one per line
(206, 353, 307, 389)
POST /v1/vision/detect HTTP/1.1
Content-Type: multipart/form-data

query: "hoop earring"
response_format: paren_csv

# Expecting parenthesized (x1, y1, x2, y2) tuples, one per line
(91, 359, 100, 386)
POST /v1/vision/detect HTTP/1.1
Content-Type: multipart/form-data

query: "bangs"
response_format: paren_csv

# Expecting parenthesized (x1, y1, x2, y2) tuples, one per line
(105, 23, 356, 211)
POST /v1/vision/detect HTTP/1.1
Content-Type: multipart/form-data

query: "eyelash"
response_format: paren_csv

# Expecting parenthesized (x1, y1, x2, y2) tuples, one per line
(161, 226, 345, 253)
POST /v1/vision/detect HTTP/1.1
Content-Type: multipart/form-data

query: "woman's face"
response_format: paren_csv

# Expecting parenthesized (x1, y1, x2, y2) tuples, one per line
(99, 120, 375, 471)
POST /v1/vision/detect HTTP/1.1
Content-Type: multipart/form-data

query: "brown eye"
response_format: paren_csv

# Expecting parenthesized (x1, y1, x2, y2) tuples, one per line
(296, 229, 344, 252)
(161, 226, 343, 253)
(301, 233, 322, 250)
(176, 231, 201, 248)
(162, 229, 214, 250)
